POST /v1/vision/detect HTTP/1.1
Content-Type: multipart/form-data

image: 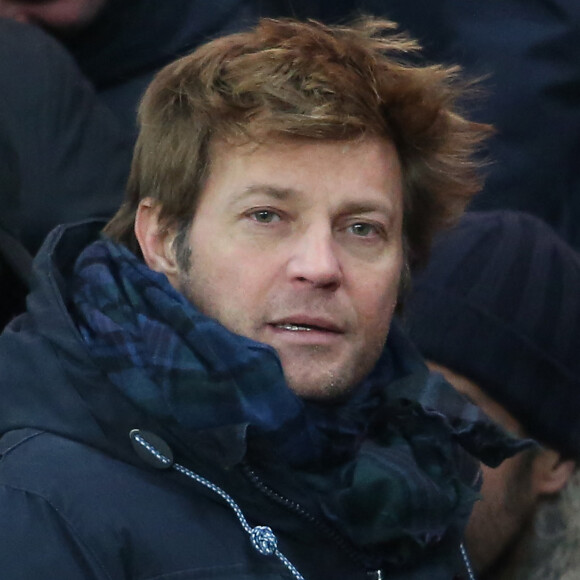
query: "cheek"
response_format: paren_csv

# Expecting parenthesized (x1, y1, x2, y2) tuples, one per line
(188, 244, 273, 311)
(356, 263, 401, 316)
(354, 278, 399, 345)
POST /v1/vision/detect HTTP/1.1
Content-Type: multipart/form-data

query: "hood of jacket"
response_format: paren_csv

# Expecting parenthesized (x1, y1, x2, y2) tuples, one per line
(0, 220, 161, 466)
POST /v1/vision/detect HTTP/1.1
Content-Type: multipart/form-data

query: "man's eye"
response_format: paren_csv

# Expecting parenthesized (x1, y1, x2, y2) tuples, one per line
(250, 210, 280, 223)
(348, 222, 377, 237)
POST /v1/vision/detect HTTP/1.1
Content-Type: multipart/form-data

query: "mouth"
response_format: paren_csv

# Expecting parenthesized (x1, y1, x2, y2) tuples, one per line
(269, 318, 343, 334)
(264, 317, 346, 350)
(274, 323, 323, 332)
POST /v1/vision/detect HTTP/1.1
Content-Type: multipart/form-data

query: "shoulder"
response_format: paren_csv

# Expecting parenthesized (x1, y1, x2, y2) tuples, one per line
(0, 429, 184, 517)
(0, 429, 286, 579)
(0, 430, 123, 578)
(0, 430, 148, 529)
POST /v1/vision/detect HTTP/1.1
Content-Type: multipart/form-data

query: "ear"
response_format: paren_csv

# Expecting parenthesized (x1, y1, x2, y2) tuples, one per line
(134, 198, 179, 284)
(532, 449, 576, 495)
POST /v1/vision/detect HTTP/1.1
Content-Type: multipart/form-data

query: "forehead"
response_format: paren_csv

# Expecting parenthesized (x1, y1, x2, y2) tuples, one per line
(202, 136, 403, 210)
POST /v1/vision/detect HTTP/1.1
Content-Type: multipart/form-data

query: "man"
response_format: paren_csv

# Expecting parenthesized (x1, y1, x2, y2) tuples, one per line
(405, 210, 580, 579)
(0, 17, 519, 579)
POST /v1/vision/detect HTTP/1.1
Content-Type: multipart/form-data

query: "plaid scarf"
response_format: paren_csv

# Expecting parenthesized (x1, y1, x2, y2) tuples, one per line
(72, 237, 524, 569)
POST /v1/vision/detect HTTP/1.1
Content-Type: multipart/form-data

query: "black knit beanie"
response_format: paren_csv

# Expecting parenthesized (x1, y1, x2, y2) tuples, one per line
(404, 210, 580, 459)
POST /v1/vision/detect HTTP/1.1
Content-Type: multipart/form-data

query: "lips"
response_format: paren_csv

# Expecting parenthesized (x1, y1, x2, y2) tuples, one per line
(275, 324, 316, 332)
(269, 317, 343, 333)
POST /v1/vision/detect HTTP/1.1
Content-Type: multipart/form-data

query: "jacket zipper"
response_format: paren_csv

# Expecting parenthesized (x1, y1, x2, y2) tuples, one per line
(241, 461, 383, 578)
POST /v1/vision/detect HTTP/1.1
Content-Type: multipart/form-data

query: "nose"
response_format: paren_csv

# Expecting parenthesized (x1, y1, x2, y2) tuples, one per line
(286, 225, 342, 290)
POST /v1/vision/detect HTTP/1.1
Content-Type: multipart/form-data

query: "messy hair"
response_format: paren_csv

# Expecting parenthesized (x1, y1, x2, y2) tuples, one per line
(105, 17, 490, 265)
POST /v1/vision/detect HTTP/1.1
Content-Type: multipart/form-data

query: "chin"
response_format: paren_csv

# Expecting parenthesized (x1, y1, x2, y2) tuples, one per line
(285, 375, 354, 401)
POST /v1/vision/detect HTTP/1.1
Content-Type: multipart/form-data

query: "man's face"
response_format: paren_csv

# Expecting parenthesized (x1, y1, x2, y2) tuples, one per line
(0, 0, 107, 32)
(167, 137, 404, 399)
(428, 362, 538, 577)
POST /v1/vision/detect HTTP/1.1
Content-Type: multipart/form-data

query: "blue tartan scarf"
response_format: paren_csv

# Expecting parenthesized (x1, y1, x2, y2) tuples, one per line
(72, 237, 525, 569)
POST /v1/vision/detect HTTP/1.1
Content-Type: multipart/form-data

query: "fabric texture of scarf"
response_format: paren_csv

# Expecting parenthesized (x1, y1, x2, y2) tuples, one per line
(72, 237, 528, 571)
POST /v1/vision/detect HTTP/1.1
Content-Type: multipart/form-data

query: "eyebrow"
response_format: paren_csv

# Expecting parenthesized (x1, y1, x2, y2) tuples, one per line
(338, 200, 395, 217)
(232, 185, 298, 203)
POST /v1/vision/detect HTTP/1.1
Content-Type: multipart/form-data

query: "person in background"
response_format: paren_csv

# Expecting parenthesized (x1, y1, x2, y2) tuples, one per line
(405, 210, 580, 580)
(0, 16, 523, 580)
(0, 18, 131, 254)
(0, 18, 131, 329)
(0, 0, 107, 30)
(0, 0, 283, 137)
